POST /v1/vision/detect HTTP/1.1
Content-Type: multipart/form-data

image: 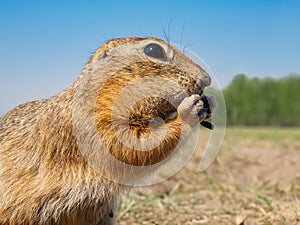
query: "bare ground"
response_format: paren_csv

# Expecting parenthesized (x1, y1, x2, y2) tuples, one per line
(117, 127, 300, 225)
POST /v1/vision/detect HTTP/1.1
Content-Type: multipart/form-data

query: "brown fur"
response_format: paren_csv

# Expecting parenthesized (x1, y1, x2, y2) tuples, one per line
(0, 37, 212, 224)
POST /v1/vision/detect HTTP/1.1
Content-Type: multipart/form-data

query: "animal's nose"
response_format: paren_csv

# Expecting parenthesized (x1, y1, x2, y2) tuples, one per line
(200, 73, 211, 89)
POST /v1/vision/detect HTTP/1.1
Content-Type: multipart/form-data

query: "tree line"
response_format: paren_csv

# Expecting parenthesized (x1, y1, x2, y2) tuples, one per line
(223, 74, 300, 126)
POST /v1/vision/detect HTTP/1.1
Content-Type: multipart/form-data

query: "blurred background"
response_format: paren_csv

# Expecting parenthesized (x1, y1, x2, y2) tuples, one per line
(0, 0, 299, 224)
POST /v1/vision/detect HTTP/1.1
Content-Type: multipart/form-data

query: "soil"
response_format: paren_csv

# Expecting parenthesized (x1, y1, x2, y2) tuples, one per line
(118, 127, 300, 225)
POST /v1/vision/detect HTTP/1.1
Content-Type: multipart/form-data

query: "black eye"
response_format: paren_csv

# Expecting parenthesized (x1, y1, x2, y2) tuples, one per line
(144, 44, 166, 60)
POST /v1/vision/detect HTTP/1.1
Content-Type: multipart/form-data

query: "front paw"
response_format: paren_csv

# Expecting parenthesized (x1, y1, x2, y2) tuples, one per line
(177, 94, 217, 127)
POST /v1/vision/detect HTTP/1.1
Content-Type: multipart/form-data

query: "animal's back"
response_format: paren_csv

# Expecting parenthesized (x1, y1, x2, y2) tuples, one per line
(0, 99, 50, 223)
(0, 91, 118, 224)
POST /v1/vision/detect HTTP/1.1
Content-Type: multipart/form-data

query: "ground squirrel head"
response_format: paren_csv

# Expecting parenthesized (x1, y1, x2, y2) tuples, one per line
(87, 37, 211, 95)
(73, 37, 212, 183)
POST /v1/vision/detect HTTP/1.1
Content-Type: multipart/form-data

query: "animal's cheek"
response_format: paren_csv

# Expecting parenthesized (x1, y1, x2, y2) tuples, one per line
(177, 75, 203, 96)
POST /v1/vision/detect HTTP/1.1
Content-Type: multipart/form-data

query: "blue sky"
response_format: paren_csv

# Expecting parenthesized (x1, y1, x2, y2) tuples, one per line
(0, 0, 300, 115)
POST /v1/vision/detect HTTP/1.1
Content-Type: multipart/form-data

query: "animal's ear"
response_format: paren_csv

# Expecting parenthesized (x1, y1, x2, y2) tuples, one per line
(101, 43, 115, 59)
(102, 50, 108, 59)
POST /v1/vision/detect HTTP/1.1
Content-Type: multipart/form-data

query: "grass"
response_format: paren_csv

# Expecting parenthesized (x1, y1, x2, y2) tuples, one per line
(117, 127, 300, 225)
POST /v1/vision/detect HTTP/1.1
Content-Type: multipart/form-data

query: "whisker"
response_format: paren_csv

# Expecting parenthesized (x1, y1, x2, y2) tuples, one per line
(180, 20, 186, 51)
(160, 21, 169, 44)
(167, 18, 174, 46)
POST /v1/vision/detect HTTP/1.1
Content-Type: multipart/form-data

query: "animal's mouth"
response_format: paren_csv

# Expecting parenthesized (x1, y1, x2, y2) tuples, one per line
(198, 90, 203, 96)
(196, 89, 204, 97)
(170, 86, 204, 108)
(164, 87, 215, 130)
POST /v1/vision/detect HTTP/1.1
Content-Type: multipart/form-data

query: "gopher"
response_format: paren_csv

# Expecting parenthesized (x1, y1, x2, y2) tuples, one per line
(0, 37, 216, 225)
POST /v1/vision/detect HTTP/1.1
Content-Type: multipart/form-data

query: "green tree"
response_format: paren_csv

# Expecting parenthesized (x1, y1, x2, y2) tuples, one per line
(223, 74, 300, 126)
